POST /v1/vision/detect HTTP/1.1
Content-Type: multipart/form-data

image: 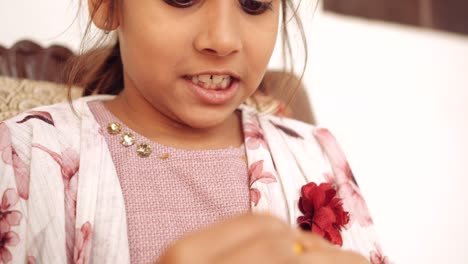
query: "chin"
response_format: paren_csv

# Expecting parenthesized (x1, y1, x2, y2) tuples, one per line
(175, 107, 238, 130)
(181, 115, 231, 130)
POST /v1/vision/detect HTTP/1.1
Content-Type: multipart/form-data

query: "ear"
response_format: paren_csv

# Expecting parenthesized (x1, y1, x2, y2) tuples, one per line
(88, 0, 120, 31)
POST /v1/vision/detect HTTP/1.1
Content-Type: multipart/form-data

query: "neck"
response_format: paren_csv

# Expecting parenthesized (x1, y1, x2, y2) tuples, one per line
(103, 91, 244, 150)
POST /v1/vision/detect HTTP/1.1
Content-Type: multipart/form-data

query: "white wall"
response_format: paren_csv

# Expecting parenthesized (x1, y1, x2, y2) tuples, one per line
(296, 6, 468, 264)
(2, 1, 468, 263)
(0, 0, 85, 51)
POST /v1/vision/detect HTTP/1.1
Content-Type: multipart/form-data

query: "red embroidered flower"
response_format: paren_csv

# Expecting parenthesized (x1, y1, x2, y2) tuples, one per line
(297, 182, 350, 246)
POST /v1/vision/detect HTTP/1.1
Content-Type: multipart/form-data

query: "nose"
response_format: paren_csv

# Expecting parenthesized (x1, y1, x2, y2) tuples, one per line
(193, 2, 243, 57)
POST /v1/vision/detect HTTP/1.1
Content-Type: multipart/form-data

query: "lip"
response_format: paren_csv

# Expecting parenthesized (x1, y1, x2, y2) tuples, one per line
(184, 77, 239, 105)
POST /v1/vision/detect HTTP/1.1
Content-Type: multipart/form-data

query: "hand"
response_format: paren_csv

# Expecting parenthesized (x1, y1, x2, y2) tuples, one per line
(157, 213, 369, 264)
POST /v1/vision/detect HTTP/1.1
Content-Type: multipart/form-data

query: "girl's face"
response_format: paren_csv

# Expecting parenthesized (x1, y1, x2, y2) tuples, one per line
(116, 0, 279, 129)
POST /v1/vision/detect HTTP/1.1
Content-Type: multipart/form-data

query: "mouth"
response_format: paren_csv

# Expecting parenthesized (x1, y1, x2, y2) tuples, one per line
(183, 73, 240, 90)
(182, 73, 241, 105)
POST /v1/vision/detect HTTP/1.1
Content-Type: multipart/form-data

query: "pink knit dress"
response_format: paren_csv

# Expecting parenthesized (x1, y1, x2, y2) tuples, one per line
(88, 101, 250, 263)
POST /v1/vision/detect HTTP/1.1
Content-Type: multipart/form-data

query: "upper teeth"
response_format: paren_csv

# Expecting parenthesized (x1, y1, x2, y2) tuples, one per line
(192, 74, 232, 89)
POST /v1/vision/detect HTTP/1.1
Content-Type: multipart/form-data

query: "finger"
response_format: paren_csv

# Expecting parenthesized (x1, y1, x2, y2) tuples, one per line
(173, 213, 292, 260)
(215, 229, 299, 264)
(294, 229, 335, 252)
(292, 248, 370, 264)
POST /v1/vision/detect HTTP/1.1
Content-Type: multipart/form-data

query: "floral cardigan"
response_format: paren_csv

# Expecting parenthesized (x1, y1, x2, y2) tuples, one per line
(0, 96, 388, 264)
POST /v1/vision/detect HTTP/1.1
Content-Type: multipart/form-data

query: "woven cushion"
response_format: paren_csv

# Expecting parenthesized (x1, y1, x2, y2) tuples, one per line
(0, 76, 82, 121)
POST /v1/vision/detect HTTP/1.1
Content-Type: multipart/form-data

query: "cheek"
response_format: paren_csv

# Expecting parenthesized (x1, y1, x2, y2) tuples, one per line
(243, 22, 279, 86)
(119, 22, 193, 96)
(245, 10, 279, 60)
(119, 4, 194, 79)
(124, 29, 188, 71)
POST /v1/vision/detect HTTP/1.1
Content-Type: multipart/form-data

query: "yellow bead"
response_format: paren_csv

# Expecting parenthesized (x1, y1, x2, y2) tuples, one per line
(293, 242, 304, 255)
(157, 153, 170, 160)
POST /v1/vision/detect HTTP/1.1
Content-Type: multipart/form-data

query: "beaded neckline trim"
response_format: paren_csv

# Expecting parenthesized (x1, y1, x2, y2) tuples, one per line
(106, 122, 170, 159)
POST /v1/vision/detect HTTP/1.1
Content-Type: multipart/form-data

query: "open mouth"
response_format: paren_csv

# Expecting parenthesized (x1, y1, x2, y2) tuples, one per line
(183, 74, 241, 104)
(184, 74, 239, 90)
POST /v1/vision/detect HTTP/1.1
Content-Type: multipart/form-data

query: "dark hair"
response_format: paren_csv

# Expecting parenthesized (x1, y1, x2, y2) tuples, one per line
(66, 0, 310, 103)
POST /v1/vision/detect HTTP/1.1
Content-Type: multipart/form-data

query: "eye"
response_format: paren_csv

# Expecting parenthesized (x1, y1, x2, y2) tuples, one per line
(163, 0, 195, 8)
(239, 0, 273, 15)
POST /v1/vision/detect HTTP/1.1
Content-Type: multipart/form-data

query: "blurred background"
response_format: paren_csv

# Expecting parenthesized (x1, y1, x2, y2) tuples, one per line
(1, 0, 467, 263)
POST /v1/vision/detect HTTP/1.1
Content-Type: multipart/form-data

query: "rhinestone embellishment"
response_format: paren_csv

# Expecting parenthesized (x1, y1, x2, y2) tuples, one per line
(107, 122, 121, 135)
(106, 122, 166, 159)
(121, 133, 135, 147)
(136, 143, 152, 158)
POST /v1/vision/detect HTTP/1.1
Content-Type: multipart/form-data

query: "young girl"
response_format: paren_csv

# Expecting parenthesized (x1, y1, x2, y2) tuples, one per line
(0, 0, 388, 263)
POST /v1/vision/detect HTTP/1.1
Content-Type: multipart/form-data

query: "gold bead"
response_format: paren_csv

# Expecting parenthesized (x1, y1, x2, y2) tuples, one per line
(136, 143, 152, 158)
(157, 153, 170, 160)
(120, 133, 135, 147)
(293, 242, 304, 255)
(107, 122, 121, 135)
